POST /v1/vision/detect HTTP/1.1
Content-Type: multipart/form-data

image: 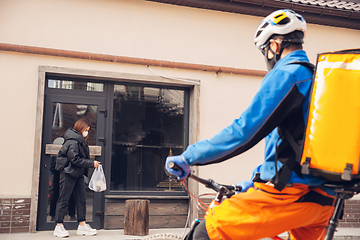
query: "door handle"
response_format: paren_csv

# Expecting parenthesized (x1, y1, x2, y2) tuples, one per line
(99, 137, 106, 145)
(99, 109, 107, 117)
(96, 211, 104, 220)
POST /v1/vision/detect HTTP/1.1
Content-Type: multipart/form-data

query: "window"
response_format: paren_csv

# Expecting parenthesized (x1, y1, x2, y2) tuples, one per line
(48, 79, 103, 92)
(110, 84, 188, 192)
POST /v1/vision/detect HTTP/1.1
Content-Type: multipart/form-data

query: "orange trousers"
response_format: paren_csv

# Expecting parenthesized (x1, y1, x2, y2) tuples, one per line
(205, 182, 335, 240)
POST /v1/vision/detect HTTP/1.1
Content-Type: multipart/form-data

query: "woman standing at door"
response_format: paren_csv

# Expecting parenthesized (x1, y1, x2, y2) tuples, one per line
(53, 118, 101, 238)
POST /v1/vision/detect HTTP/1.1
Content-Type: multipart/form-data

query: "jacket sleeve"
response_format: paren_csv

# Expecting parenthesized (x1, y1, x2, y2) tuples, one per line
(67, 141, 94, 168)
(182, 69, 300, 166)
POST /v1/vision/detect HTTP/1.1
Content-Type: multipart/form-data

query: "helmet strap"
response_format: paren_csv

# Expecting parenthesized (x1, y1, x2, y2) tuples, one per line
(264, 38, 298, 71)
(264, 46, 280, 71)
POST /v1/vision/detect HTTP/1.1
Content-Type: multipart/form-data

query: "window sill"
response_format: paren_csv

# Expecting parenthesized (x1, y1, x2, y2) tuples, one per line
(105, 195, 189, 200)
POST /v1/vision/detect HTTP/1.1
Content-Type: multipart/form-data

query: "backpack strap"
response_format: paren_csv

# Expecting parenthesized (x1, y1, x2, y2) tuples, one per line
(288, 61, 315, 73)
(273, 127, 304, 191)
(272, 61, 315, 191)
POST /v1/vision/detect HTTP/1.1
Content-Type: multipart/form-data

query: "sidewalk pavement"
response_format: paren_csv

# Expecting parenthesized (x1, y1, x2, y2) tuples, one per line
(1, 228, 360, 240)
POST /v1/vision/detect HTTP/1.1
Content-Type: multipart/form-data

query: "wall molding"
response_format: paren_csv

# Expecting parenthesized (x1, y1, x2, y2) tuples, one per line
(0, 43, 267, 77)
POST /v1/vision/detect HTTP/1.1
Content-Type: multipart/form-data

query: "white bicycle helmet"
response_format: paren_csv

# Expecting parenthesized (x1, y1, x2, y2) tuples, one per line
(254, 9, 307, 50)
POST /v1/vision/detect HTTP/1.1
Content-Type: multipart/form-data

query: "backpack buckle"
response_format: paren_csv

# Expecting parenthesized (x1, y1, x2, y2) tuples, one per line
(301, 157, 311, 175)
(341, 163, 353, 181)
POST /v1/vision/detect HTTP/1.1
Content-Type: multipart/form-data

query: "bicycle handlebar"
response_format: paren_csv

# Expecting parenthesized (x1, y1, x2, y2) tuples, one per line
(167, 161, 241, 193)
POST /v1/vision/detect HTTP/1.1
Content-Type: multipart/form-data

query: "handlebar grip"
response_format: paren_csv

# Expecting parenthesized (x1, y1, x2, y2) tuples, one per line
(167, 161, 184, 175)
(167, 161, 178, 170)
(169, 161, 240, 193)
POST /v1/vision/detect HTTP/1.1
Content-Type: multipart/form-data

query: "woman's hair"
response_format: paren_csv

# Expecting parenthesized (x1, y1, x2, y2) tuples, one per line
(73, 118, 91, 133)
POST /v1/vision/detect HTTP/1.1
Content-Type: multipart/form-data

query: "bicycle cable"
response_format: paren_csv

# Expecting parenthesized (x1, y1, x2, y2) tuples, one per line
(180, 180, 209, 213)
(196, 193, 216, 214)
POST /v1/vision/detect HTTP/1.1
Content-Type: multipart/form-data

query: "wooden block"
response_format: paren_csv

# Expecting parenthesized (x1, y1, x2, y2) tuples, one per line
(124, 199, 149, 236)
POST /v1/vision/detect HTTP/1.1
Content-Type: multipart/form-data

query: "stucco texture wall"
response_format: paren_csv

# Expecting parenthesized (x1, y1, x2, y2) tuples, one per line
(0, 0, 359, 197)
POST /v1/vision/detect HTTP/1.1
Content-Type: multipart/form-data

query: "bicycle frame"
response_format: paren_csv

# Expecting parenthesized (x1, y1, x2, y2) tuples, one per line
(167, 162, 359, 240)
(183, 173, 285, 240)
(165, 161, 283, 240)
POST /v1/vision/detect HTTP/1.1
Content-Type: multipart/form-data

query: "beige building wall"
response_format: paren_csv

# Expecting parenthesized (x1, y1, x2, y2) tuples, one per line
(0, 0, 360, 199)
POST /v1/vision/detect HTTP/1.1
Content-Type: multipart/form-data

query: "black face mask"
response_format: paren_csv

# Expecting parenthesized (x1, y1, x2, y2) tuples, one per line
(264, 47, 280, 71)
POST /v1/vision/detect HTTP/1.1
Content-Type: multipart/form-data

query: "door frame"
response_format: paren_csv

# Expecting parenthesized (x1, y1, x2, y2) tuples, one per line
(30, 66, 200, 232)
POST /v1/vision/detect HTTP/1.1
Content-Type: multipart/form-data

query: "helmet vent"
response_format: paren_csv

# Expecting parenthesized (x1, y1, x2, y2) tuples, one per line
(261, 22, 269, 29)
(255, 30, 263, 38)
(277, 17, 290, 25)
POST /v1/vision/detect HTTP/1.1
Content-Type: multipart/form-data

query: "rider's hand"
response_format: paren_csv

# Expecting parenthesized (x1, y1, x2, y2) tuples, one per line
(165, 155, 190, 181)
(236, 179, 254, 193)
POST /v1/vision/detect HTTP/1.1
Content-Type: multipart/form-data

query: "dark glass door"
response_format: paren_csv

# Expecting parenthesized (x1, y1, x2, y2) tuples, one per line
(37, 93, 106, 231)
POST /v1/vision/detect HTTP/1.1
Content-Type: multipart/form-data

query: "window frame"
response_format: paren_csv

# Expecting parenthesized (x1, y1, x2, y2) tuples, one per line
(107, 81, 190, 196)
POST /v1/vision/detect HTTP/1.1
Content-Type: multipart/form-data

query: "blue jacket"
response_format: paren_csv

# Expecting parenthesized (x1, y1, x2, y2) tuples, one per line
(182, 50, 326, 188)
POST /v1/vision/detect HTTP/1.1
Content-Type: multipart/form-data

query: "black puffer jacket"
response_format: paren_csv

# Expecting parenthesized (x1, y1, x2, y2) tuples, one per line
(55, 128, 94, 178)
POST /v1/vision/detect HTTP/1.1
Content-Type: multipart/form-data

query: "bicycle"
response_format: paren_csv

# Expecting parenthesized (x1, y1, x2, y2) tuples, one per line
(144, 161, 360, 240)
(143, 162, 283, 240)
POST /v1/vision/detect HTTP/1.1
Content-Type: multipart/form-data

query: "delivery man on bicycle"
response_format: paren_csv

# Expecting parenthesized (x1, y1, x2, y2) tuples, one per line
(166, 9, 335, 240)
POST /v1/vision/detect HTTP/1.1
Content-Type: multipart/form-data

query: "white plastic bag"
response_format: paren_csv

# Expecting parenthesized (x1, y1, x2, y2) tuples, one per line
(89, 165, 107, 192)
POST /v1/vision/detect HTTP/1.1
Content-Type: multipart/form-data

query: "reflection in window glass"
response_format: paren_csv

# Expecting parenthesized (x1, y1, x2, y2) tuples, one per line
(51, 103, 97, 145)
(48, 79, 103, 92)
(47, 102, 98, 223)
(111, 85, 186, 192)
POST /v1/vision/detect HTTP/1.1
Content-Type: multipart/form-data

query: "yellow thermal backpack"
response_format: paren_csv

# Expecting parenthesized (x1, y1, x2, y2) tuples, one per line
(300, 49, 360, 182)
